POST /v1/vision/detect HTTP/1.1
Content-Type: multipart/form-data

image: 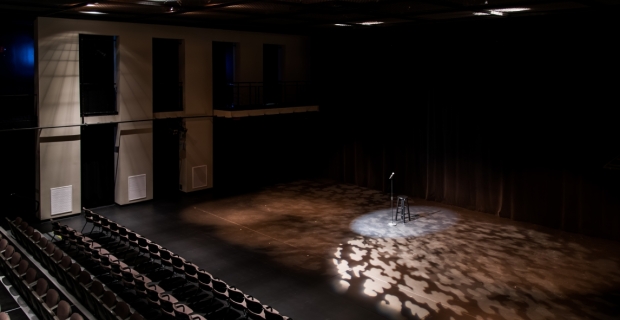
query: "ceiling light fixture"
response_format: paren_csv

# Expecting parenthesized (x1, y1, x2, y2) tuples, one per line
(334, 23, 351, 27)
(493, 8, 530, 13)
(81, 11, 107, 14)
(473, 12, 490, 16)
(86, 3, 97, 7)
(489, 11, 504, 16)
(356, 21, 383, 26)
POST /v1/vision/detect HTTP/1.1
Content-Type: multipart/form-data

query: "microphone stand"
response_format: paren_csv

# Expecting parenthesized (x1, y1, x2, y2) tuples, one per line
(389, 172, 396, 226)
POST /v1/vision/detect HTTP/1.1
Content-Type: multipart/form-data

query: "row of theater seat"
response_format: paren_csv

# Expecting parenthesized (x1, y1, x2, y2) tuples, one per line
(81, 208, 292, 320)
(8, 217, 142, 320)
(53, 221, 192, 320)
(57, 216, 243, 320)
(0, 228, 83, 320)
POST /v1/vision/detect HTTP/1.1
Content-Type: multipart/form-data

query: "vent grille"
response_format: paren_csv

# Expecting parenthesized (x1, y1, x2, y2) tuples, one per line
(51, 185, 72, 215)
(128, 174, 147, 201)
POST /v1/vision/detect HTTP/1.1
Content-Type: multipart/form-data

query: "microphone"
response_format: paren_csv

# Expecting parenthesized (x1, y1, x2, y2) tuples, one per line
(389, 172, 394, 180)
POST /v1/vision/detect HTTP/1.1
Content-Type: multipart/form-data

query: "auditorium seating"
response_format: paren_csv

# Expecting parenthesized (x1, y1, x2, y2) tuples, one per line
(8, 210, 294, 320)
(5, 217, 140, 320)
(79, 208, 294, 320)
(0, 226, 85, 320)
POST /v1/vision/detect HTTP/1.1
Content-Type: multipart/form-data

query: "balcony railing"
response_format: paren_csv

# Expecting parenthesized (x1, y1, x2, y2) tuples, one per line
(214, 81, 314, 110)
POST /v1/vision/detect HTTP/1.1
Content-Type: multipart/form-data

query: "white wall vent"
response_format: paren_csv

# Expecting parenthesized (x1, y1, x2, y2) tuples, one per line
(128, 174, 147, 201)
(192, 165, 208, 189)
(51, 185, 72, 215)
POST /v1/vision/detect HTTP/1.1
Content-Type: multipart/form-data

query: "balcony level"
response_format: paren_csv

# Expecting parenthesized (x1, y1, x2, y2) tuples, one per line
(213, 81, 319, 118)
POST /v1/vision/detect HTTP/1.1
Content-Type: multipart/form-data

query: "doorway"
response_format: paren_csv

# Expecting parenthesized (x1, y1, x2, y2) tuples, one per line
(153, 118, 182, 199)
(81, 123, 116, 209)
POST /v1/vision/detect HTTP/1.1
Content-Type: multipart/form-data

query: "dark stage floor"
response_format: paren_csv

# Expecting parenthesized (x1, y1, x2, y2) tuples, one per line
(46, 179, 620, 319)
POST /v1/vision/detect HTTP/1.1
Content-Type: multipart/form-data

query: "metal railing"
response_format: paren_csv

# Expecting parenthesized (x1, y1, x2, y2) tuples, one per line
(214, 81, 314, 110)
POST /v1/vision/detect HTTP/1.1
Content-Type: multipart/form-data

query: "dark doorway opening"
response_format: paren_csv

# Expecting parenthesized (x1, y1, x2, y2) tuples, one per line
(153, 118, 182, 199)
(0, 131, 37, 220)
(212, 42, 236, 109)
(263, 44, 283, 105)
(81, 123, 116, 209)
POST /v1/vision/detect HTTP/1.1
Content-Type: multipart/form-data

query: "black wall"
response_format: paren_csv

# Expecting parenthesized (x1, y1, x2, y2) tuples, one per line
(214, 113, 322, 193)
(311, 12, 620, 240)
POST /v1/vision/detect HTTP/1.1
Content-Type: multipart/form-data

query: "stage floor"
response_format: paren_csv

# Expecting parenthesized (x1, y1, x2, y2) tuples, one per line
(53, 179, 620, 319)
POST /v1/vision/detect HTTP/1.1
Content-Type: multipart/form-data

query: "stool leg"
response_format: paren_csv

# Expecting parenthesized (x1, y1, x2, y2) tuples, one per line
(405, 199, 410, 221)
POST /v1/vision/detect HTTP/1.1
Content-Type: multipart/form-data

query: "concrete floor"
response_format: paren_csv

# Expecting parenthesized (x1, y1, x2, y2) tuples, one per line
(48, 179, 620, 319)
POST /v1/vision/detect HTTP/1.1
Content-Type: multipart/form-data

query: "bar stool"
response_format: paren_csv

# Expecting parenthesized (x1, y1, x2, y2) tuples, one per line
(396, 195, 411, 222)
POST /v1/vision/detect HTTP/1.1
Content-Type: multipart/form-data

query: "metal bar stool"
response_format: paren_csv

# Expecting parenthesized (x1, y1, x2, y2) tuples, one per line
(395, 195, 411, 222)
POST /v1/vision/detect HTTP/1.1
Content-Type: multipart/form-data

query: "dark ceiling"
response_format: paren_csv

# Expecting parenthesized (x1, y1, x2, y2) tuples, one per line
(1, 0, 619, 33)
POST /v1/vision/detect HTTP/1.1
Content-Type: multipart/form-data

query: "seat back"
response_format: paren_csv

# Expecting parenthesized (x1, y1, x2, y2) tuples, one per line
(264, 306, 284, 320)
(171, 255, 185, 273)
(138, 237, 149, 253)
(32, 231, 42, 242)
(56, 300, 72, 320)
(69, 263, 82, 278)
(115, 301, 131, 319)
(3, 245, 14, 258)
(79, 270, 93, 286)
(90, 280, 105, 297)
(70, 312, 84, 320)
(38, 236, 49, 248)
(184, 262, 198, 283)
(35, 278, 49, 296)
(159, 293, 177, 314)
(197, 269, 213, 290)
(148, 243, 160, 257)
(17, 259, 29, 274)
(129, 312, 145, 320)
(228, 286, 246, 310)
(212, 278, 229, 300)
(84, 208, 93, 222)
(10, 252, 22, 267)
(173, 304, 193, 320)
(45, 288, 60, 308)
(25, 268, 38, 283)
(246, 295, 264, 318)
(52, 248, 64, 262)
(45, 242, 55, 255)
(60, 255, 72, 269)
(118, 227, 128, 240)
(102, 290, 117, 308)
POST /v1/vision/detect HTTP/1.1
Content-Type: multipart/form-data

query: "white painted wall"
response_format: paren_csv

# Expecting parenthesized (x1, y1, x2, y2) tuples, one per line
(36, 17, 309, 217)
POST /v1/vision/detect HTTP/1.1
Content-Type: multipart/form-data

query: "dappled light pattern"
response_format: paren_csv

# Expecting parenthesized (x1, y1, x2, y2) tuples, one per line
(350, 207, 456, 238)
(333, 210, 620, 319)
(179, 179, 620, 319)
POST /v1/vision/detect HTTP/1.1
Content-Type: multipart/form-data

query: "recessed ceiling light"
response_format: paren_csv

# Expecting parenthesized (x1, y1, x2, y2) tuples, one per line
(81, 11, 107, 14)
(473, 12, 490, 16)
(494, 8, 530, 13)
(356, 21, 383, 26)
(86, 3, 96, 7)
(489, 11, 504, 16)
(334, 24, 351, 27)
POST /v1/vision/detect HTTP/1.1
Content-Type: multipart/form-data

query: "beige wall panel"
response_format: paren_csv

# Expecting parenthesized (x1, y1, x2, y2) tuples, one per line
(39, 127, 81, 220)
(37, 17, 309, 209)
(181, 118, 213, 192)
(115, 121, 153, 205)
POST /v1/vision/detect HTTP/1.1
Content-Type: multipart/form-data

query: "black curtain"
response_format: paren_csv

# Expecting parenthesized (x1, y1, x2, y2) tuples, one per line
(314, 12, 620, 240)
